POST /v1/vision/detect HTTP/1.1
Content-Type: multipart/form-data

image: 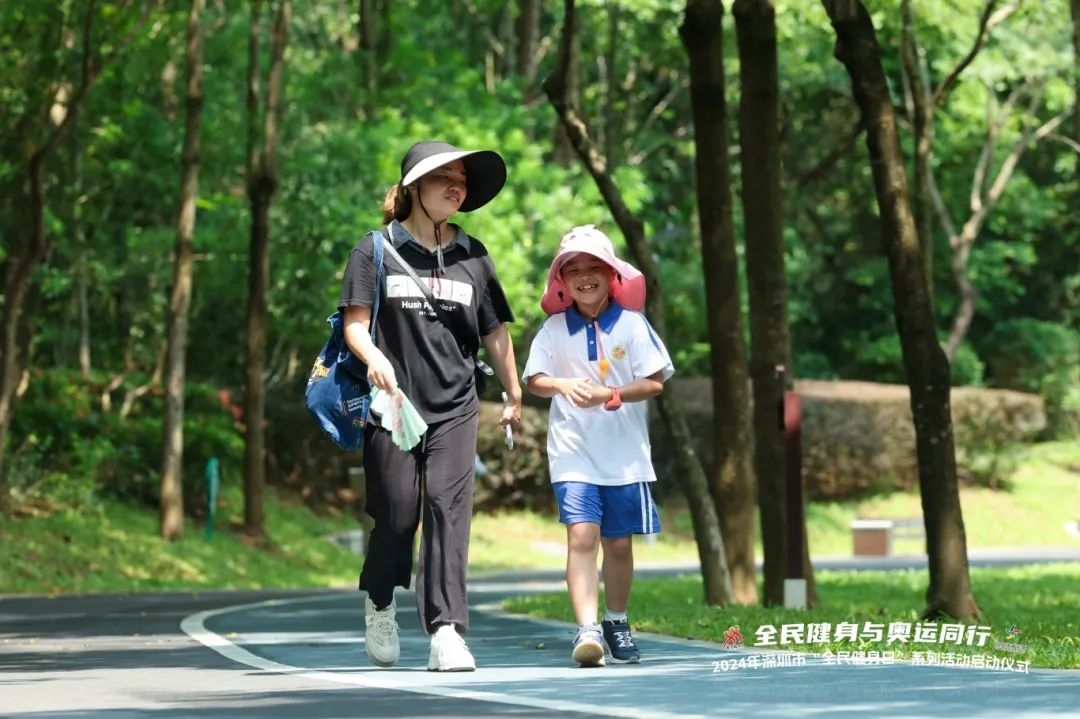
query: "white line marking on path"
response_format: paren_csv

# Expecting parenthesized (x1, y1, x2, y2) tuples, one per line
(181, 593, 714, 719)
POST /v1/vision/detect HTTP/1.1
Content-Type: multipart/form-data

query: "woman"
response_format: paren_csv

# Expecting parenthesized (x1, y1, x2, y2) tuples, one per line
(338, 140, 522, 672)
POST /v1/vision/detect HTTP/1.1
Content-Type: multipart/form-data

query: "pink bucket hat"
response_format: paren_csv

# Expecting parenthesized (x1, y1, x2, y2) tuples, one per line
(540, 225, 646, 315)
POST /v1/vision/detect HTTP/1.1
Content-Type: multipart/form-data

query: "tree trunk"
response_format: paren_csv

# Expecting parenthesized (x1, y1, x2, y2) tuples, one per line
(377, 0, 392, 60)
(69, 127, 93, 379)
(77, 246, 92, 377)
(899, 0, 934, 295)
(552, 12, 580, 166)
(244, 0, 266, 537)
(733, 0, 816, 607)
(244, 190, 270, 536)
(601, 3, 621, 162)
(680, 0, 757, 606)
(823, 0, 979, 621)
(243, 0, 290, 537)
(0, 3, 99, 512)
(497, 4, 515, 81)
(357, 0, 378, 119)
(545, 0, 732, 605)
(160, 0, 206, 542)
(515, 0, 541, 93)
(0, 164, 45, 514)
(1072, 0, 1079, 187)
(945, 227, 979, 361)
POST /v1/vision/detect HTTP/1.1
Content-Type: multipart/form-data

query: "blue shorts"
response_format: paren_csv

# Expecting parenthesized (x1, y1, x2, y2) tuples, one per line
(553, 481, 662, 538)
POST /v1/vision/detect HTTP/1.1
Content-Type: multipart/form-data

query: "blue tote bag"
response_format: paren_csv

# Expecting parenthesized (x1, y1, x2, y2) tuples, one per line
(304, 232, 385, 451)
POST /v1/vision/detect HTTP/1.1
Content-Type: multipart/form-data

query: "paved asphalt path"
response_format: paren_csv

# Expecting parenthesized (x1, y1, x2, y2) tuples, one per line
(2, 553, 1079, 718)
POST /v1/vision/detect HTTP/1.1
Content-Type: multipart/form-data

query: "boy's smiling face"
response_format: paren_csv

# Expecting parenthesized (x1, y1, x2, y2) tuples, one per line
(560, 253, 614, 316)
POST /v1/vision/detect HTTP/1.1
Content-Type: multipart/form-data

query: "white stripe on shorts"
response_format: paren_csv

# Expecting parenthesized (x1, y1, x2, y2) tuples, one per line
(639, 483, 650, 534)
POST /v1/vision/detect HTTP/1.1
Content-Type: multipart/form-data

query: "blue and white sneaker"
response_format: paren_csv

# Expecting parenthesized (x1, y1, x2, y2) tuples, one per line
(602, 618, 641, 663)
(572, 625, 606, 667)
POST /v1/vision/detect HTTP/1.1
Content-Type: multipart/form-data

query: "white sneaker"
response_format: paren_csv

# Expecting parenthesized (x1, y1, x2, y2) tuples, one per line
(572, 625, 606, 667)
(364, 595, 400, 667)
(427, 624, 476, 672)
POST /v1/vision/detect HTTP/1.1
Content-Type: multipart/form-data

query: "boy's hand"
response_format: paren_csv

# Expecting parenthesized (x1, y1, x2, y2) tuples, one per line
(558, 377, 595, 407)
(559, 379, 611, 408)
(576, 381, 611, 409)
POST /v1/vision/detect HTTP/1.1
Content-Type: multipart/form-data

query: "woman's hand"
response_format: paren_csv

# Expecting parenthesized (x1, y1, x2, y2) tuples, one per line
(499, 394, 522, 429)
(365, 348, 398, 392)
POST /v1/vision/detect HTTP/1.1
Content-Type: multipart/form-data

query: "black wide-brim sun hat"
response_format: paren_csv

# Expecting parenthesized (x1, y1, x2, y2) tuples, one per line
(400, 140, 507, 213)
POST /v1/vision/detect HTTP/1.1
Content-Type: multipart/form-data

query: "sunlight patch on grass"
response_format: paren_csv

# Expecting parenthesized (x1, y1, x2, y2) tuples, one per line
(469, 510, 566, 572)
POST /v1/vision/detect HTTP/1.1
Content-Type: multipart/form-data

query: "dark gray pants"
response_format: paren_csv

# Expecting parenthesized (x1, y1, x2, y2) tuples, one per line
(359, 409, 477, 634)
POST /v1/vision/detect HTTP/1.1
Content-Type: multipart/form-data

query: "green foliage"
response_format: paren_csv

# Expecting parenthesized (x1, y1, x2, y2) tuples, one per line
(672, 341, 711, 378)
(8, 371, 244, 513)
(980, 318, 1080, 438)
(950, 343, 985, 386)
(850, 334, 905, 384)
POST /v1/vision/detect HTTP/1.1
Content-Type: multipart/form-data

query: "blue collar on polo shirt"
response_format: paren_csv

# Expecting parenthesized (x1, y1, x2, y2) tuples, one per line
(565, 301, 623, 335)
(388, 219, 472, 254)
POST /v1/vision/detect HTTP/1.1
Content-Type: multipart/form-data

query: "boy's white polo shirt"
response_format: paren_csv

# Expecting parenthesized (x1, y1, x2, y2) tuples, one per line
(522, 302, 674, 486)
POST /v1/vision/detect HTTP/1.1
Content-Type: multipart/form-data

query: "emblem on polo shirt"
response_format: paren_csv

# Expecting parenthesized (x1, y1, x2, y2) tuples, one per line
(611, 344, 627, 361)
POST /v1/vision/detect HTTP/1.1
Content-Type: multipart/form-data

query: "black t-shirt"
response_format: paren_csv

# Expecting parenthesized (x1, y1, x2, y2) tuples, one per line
(338, 220, 514, 424)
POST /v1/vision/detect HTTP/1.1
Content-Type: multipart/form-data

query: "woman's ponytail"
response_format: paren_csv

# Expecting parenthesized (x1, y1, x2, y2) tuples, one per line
(381, 183, 411, 223)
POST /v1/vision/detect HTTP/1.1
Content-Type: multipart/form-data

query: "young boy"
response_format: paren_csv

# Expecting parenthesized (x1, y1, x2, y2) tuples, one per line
(522, 225, 674, 667)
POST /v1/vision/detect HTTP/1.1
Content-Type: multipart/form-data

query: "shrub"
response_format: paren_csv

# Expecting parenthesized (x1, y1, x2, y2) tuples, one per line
(653, 378, 1045, 500)
(980, 318, 1080, 439)
(8, 370, 245, 513)
(264, 376, 367, 514)
(474, 400, 554, 513)
(851, 334, 905, 384)
(950, 343, 985, 386)
(950, 387, 1045, 490)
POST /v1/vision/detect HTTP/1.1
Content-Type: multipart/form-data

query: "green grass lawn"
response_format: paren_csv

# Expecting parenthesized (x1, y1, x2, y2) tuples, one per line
(502, 563, 1080, 670)
(0, 485, 363, 594)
